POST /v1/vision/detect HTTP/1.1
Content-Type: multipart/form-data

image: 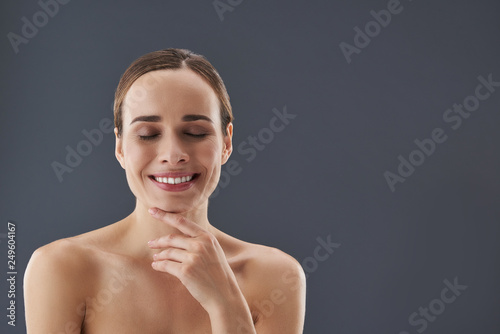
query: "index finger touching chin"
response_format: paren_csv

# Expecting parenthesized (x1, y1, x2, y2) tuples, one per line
(148, 207, 203, 237)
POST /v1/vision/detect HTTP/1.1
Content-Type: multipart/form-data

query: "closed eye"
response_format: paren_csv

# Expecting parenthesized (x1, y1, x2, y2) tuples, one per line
(139, 134, 160, 141)
(185, 133, 207, 138)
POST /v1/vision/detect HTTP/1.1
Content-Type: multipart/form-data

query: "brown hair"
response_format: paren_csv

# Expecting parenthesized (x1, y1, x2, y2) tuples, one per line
(113, 48, 233, 137)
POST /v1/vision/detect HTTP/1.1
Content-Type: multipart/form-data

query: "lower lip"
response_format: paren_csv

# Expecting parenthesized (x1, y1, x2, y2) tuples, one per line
(149, 175, 198, 192)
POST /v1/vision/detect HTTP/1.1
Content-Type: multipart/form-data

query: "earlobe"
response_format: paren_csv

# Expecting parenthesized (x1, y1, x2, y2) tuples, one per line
(114, 128, 126, 169)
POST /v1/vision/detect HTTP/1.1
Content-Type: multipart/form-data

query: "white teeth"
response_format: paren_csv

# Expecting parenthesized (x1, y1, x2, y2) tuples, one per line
(154, 175, 195, 185)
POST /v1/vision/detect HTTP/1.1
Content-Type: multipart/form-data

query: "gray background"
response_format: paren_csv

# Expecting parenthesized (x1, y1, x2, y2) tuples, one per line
(1, 0, 499, 333)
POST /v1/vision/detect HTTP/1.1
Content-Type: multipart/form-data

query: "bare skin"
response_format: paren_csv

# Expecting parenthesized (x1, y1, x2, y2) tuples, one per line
(24, 67, 306, 333)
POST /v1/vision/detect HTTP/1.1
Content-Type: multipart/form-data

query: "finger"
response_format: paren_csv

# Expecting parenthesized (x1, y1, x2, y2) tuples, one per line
(153, 248, 191, 263)
(151, 259, 183, 277)
(148, 233, 190, 250)
(148, 208, 204, 237)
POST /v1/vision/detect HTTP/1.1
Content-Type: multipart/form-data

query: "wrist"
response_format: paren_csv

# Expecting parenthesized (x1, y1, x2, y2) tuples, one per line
(208, 287, 248, 316)
(206, 289, 256, 334)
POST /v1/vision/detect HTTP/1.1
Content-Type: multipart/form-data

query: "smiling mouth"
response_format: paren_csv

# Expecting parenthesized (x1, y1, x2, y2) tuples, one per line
(149, 174, 199, 185)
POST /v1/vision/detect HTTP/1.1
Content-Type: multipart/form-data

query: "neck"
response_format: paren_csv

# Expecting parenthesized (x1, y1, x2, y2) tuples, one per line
(123, 199, 212, 260)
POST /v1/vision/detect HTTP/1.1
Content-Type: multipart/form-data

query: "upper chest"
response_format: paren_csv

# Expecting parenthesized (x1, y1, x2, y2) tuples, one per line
(81, 257, 256, 334)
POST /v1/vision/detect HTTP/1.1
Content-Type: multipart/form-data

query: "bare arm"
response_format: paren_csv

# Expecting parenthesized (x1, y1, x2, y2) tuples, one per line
(250, 250, 307, 334)
(24, 240, 87, 334)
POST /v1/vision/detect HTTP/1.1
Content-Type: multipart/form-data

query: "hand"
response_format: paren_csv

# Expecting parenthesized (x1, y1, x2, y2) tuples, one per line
(147, 207, 240, 312)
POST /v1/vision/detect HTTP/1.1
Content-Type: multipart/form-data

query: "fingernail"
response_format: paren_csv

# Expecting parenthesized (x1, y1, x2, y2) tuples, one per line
(153, 253, 157, 260)
(147, 240, 154, 246)
(148, 208, 158, 215)
(152, 262, 157, 269)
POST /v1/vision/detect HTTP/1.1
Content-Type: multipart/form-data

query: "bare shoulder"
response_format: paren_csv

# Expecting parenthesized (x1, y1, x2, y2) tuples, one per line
(214, 228, 305, 301)
(24, 237, 100, 333)
(24, 221, 122, 293)
(215, 228, 306, 290)
(25, 237, 97, 290)
(32, 236, 91, 256)
(27, 223, 113, 268)
(242, 242, 306, 294)
(229, 240, 306, 330)
(24, 223, 128, 329)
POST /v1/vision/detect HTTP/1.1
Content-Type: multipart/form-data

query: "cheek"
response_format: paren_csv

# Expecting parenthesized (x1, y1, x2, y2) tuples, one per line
(198, 139, 224, 192)
(121, 142, 154, 198)
(198, 138, 223, 167)
(123, 142, 155, 172)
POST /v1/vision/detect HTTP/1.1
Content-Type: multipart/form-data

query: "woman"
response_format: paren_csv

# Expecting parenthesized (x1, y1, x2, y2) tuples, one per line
(24, 48, 306, 333)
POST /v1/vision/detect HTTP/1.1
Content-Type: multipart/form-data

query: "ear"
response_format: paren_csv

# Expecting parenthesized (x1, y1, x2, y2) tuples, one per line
(221, 122, 233, 165)
(114, 128, 126, 169)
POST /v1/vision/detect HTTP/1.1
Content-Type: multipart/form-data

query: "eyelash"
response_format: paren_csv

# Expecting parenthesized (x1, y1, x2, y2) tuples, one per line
(138, 133, 207, 141)
(139, 134, 159, 141)
(187, 133, 208, 138)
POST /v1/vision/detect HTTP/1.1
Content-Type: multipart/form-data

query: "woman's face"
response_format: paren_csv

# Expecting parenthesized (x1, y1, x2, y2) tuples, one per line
(115, 68, 233, 213)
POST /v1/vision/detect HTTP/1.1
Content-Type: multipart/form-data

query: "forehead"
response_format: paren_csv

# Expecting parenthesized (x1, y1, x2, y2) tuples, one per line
(122, 68, 219, 122)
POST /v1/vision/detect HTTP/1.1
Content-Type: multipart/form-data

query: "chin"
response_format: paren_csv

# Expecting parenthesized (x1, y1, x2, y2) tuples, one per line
(151, 198, 197, 214)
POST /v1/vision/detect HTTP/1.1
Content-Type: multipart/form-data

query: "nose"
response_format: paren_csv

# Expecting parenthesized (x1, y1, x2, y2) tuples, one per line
(157, 132, 189, 165)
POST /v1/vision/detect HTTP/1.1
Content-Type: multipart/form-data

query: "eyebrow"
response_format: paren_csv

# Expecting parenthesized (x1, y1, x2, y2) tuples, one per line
(130, 114, 213, 125)
(130, 115, 161, 124)
(182, 114, 213, 123)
